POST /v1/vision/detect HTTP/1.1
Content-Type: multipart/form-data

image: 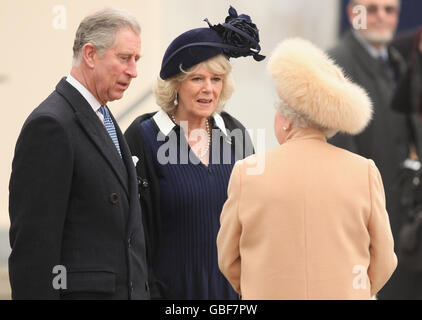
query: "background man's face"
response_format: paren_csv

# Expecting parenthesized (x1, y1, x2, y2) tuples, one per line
(349, 0, 400, 46)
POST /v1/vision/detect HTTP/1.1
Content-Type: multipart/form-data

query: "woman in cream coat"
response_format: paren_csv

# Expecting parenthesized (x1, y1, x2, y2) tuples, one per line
(217, 38, 397, 300)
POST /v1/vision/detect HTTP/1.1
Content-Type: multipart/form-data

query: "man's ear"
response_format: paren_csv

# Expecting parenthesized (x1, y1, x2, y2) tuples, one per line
(346, 3, 357, 27)
(82, 43, 97, 69)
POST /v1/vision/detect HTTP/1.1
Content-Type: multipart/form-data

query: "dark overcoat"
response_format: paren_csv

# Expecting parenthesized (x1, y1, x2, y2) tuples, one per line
(328, 31, 413, 299)
(328, 31, 411, 238)
(8, 78, 150, 300)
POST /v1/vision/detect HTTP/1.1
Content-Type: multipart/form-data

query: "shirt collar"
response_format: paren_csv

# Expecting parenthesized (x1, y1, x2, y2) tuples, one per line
(152, 109, 228, 137)
(352, 30, 389, 61)
(66, 74, 102, 112)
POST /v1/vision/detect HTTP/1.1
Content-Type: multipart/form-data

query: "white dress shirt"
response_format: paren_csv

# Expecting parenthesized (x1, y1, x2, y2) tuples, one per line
(66, 74, 105, 125)
(352, 30, 389, 61)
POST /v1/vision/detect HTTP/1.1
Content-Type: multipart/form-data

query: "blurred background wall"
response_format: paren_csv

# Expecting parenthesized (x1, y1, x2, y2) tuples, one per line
(0, 0, 420, 299)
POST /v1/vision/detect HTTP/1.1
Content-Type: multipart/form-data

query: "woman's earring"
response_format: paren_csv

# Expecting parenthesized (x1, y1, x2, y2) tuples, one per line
(282, 126, 287, 131)
(174, 92, 178, 106)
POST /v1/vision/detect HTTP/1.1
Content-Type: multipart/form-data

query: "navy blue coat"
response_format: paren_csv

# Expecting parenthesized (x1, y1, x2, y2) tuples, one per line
(124, 111, 254, 299)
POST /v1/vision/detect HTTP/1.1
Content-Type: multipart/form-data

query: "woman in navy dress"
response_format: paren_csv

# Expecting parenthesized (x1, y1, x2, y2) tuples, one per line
(124, 6, 265, 299)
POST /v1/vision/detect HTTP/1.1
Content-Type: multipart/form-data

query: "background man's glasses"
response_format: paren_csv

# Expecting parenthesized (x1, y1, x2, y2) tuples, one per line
(366, 5, 398, 15)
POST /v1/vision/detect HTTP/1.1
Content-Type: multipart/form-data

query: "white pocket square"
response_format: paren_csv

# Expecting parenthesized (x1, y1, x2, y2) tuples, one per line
(132, 156, 139, 167)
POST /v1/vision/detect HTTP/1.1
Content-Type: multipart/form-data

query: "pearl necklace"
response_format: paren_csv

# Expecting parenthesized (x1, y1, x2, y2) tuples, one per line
(171, 114, 211, 159)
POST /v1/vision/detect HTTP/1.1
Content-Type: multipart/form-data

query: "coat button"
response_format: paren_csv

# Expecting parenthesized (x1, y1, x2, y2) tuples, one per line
(109, 193, 119, 204)
(130, 282, 134, 291)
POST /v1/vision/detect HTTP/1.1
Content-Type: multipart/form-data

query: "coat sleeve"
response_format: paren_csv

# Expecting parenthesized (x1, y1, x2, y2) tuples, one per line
(9, 115, 73, 299)
(366, 160, 398, 297)
(217, 161, 243, 295)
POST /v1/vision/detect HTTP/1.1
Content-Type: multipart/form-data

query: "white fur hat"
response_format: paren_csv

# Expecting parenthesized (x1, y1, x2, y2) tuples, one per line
(268, 38, 373, 135)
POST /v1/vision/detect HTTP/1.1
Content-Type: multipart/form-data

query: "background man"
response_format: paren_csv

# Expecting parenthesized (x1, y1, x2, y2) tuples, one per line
(389, 27, 422, 299)
(328, 0, 413, 299)
(8, 8, 149, 299)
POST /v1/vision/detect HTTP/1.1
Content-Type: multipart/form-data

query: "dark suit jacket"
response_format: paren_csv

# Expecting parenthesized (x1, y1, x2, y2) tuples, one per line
(8, 78, 150, 300)
(328, 31, 411, 238)
(392, 28, 422, 158)
(392, 27, 422, 60)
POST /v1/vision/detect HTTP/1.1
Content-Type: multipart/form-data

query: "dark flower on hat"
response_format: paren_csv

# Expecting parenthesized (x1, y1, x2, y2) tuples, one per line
(205, 6, 265, 62)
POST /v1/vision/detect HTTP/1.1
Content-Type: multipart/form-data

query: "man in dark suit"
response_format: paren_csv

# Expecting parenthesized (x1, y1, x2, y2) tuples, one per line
(392, 27, 422, 157)
(389, 28, 422, 299)
(8, 8, 149, 300)
(328, 0, 413, 299)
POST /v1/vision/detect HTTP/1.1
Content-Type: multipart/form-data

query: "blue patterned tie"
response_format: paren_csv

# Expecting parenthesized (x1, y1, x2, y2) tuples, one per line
(99, 106, 122, 158)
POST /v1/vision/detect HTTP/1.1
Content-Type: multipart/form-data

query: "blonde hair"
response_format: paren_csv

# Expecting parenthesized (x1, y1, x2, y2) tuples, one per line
(154, 54, 235, 114)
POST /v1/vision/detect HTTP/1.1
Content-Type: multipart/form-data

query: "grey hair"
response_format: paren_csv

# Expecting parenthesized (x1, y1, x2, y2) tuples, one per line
(274, 98, 338, 138)
(72, 7, 141, 66)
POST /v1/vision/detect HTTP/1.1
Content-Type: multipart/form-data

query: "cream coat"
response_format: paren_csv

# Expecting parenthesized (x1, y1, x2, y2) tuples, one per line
(217, 128, 397, 300)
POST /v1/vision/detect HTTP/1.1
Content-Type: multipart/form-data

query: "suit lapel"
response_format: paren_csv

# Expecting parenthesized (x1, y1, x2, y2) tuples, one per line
(389, 46, 407, 81)
(347, 32, 402, 99)
(55, 78, 129, 197)
(114, 117, 140, 233)
(347, 32, 384, 82)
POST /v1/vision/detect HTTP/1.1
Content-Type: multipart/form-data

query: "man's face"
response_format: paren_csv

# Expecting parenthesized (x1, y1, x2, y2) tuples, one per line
(92, 27, 141, 105)
(349, 0, 400, 46)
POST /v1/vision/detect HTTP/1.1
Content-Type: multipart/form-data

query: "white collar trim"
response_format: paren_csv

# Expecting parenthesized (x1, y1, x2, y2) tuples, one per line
(152, 110, 228, 137)
(66, 74, 102, 112)
(152, 110, 176, 136)
(213, 113, 228, 137)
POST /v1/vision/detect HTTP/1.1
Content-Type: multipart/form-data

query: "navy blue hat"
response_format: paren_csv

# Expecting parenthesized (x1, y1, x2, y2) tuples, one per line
(160, 6, 265, 80)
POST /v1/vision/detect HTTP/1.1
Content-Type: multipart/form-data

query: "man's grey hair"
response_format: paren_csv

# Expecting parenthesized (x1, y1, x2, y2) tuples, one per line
(274, 99, 338, 138)
(72, 7, 141, 66)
